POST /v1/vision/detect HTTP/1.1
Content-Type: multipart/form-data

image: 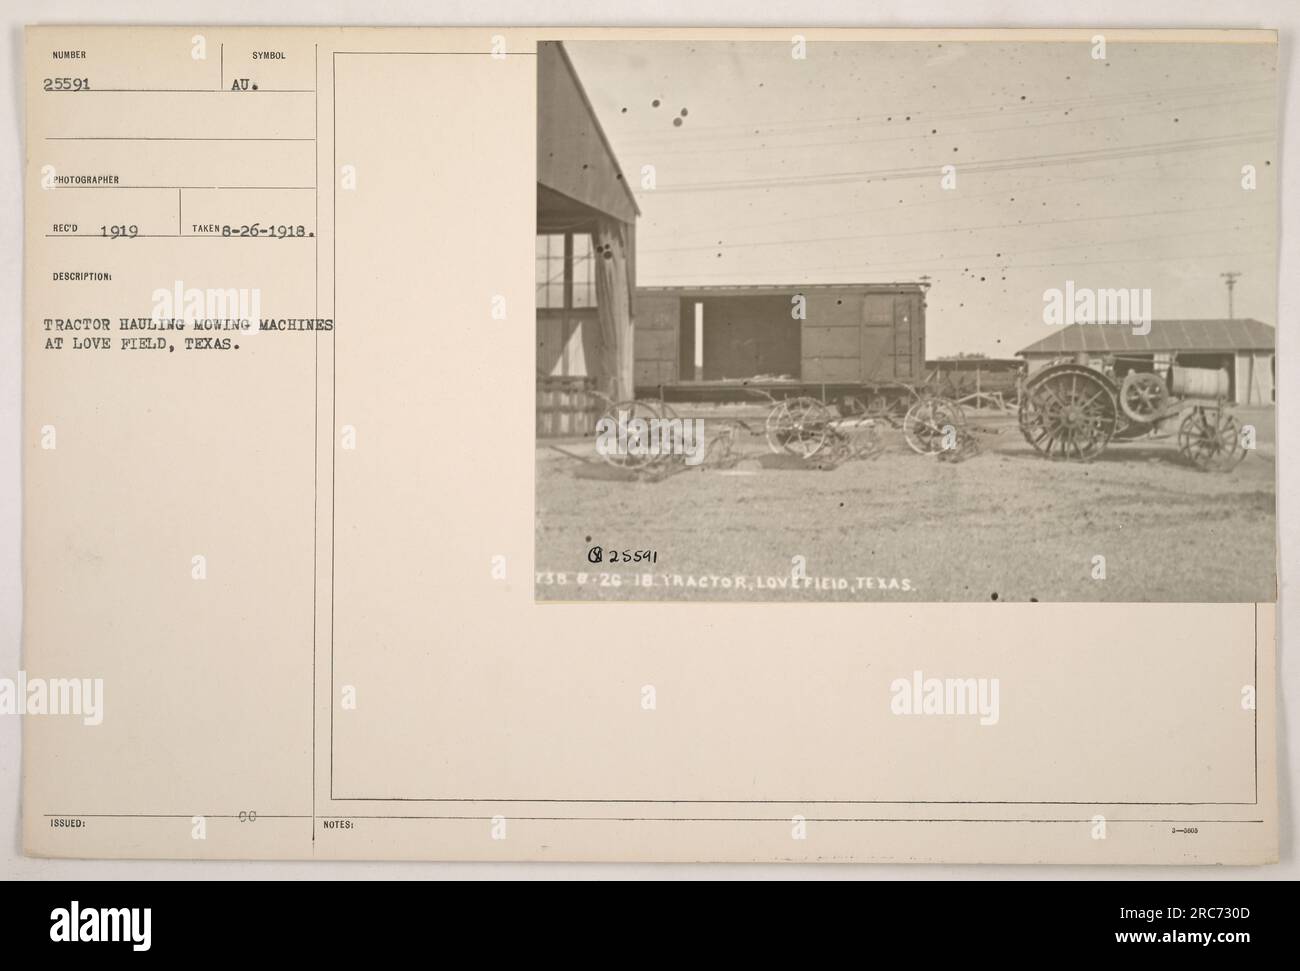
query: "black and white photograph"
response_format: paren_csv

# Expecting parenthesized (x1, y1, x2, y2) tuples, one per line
(535, 38, 1277, 603)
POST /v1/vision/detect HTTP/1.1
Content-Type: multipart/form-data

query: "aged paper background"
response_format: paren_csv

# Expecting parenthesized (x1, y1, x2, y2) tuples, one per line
(8, 15, 1289, 869)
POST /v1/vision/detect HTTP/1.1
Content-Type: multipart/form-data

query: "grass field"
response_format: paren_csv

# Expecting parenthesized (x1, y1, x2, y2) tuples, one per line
(535, 405, 1276, 602)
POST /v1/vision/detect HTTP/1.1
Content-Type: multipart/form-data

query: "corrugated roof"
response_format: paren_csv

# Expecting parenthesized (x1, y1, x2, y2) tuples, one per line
(1017, 319, 1274, 356)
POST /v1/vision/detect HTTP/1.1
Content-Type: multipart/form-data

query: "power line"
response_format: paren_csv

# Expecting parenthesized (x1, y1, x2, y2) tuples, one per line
(640, 246, 1273, 283)
(639, 200, 1268, 255)
(645, 131, 1272, 194)
(613, 78, 1273, 142)
(616, 93, 1274, 159)
(641, 157, 1256, 242)
(612, 79, 1274, 145)
(643, 228, 1265, 277)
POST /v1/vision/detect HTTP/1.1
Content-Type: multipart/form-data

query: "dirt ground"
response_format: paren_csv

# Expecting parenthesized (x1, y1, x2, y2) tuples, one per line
(535, 405, 1276, 602)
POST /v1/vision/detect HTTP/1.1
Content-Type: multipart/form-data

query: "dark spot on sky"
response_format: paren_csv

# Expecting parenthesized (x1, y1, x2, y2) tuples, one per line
(651, 99, 660, 107)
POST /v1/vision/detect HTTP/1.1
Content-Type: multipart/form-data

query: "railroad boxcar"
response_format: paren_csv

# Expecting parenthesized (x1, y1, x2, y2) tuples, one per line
(633, 283, 927, 403)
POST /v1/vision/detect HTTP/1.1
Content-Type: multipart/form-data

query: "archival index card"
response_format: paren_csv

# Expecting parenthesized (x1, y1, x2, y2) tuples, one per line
(22, 26, 1278, 863)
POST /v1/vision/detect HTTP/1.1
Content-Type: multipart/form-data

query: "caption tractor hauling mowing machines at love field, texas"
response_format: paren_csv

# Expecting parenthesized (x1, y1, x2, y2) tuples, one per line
(1017, 354, 1248, 471)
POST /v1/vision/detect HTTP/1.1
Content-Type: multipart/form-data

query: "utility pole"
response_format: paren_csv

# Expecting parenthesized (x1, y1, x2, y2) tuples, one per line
(1220, 271, 1241, 320)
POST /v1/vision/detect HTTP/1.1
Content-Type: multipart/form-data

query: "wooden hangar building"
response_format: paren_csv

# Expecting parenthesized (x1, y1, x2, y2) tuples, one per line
(536, 41, 639, 420)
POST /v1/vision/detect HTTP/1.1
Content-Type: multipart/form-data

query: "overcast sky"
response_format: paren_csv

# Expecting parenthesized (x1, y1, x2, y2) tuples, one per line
(566, 39, 1277, 357)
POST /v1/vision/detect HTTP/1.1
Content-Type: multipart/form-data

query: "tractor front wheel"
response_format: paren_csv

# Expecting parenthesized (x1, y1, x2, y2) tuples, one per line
(1178, 406, 1245, 472)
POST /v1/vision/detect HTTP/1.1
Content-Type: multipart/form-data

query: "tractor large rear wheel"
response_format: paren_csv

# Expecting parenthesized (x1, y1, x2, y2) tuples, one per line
(1018, 365, 1118, 461)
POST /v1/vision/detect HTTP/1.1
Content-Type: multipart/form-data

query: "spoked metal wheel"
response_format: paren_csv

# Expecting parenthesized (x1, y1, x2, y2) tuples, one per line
(703, 425, 741, 469)
(765, 396, 833, 458)
(903, 397, 965, 455)
(1178, 406, 1245, 472)
(652, 400, 688, 467)
(842, 420, 884, 460)
(1018, 365, 1118, 461)
(597, 399, 662, 471)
